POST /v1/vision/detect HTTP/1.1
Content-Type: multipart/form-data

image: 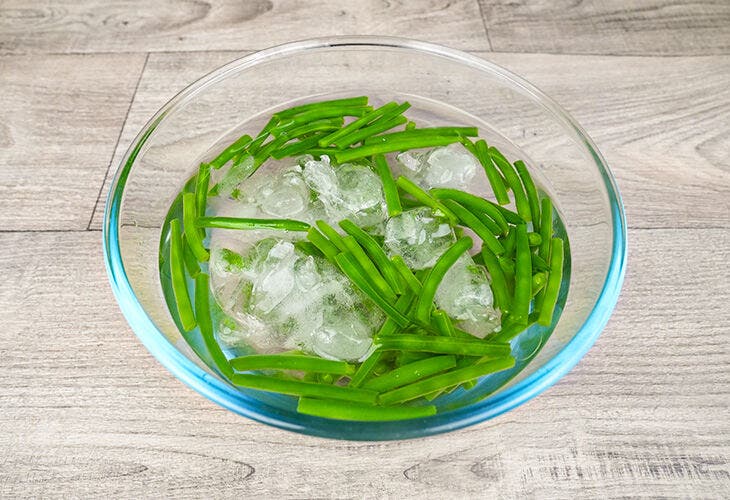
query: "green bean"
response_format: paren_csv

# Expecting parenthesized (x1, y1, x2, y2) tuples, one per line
(395, 176, 459, 225)
(378, 357, 515, 405)
(488, 147, 532, 221)
(474, 140, 510, 205)
(511, 224, 532, 326)
(490, 312, 538, 343)
(247, 116, 280, 156)
(294, 240, 323, 258)
(405, 121, 416, 130)
(306, 227, 340, 261)
(255, 118, 344, 166)
(332, 114, 408, 149)
(273, 106, 370, 135)
(271, 116, 346, 138)
(515, 160, 541, 232)
(532, 253, 550, 272)
(182, 193, 209, 262)
(274, 96, 369, 119)
(390, 254, 422, 294)
(270, 133, 327, 159)
(335, 134, 461, 163)
(194, 163, 210, 218)
(181, 234, 201, 278)
(318, 101, 400, 147)
(430, 188, 509, 235)
(431, 309, 456, 337)
(297, 398, 436, 421)
(528, 232, 542, 247)
(338, 219, 405, 294)
(531, 271, 548, 298)
(169, 219, 196, 331)
(499, 256, 515, 295)
(209, 134, 252, 169)
(374, 154, 403, 217)
(315, 220, 347, 251)
(440, 199, 504, 256)
(414, 237, 473, 324)
(197, 216, 310, 232)
(363, 355, 457, 392)
(334, 253, 410, 327)
(341, 235, 398, 302)
(502, 226, 516, 257)
(538, 197, 553, 262)
(494, 204, 524, 225)
(481, 245, 511, 313)
(195, 273, 233, 378)
(231, 373, 377, 403)
(230, 354, 354, 375)
(375, 335, 510, 358)
(538, 238, 564, 326)
(363, 127, 479, 145)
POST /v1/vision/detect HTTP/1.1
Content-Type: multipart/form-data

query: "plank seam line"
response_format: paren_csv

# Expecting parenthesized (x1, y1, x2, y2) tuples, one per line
(475, 0, 493, 51)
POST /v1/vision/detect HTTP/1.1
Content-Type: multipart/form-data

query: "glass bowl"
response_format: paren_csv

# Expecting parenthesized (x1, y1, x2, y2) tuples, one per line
(103, 36, 627, 440)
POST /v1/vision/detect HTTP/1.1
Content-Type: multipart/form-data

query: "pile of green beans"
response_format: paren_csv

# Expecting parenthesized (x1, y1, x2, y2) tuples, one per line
(163, 96, 566, 421)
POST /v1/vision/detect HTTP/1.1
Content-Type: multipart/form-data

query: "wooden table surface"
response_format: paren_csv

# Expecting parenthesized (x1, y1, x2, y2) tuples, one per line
(1, 1, 728, 497)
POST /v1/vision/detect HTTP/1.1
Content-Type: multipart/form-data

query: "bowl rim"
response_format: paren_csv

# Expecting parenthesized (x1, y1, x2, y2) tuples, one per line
(103, 35, 627, 441)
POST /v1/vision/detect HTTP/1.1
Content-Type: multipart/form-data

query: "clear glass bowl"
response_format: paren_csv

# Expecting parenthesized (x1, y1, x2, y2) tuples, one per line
(103, 36, 627, 440)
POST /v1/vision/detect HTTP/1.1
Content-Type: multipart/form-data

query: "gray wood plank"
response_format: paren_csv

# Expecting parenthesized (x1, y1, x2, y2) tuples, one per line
(0, 53, 146, 230)
(480, 0, 730, 56)
(89, 51, 730, 230)
(0, 228, 727, 497)
(0, 0, 489, 55)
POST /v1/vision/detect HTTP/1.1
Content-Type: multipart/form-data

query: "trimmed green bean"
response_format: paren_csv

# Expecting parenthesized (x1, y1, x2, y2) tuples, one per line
(209, 134, 252, 169)
(390, 255, 422, 294)
(182, 193, 209, 262)
(488, 147, 532, 221)
(181, 234, 201, 278)
(270, 133, 327, 159)
(293, 240, 323, 258)
(378, 357, 515, 405)
(197, 216, 309, 232)
(274, 96, 369, 119)
(510, 223, 532, 326)
(502, 226, 516, 257)
(338, 219, 404, 294)
(335, 134, 461, 163)
(515, 160, 541, 232)
(231, 373, 378, 403)
(315, 220, 347, 251)
(532, 253, 550, 272)
(363, 127, 479, 145)
(271, 116, 346, 138)
(169, 219, 196, 331)
(475, 140, 510, 205)
(538, 238, 564, 326)
(431, 309, 456, 337)
(195, 162, 210, 218)
(195, 273, 233, 378)
(306, 227, 340, 261)
(414, 237, 473, 325)
(405, 121, 416, 130)
(430, 188, 509, 235)
(374, 154, 403, 217)
(539, 197, 553, 262)
(440, 199, 504, 255)
(395, 176, 459, 225)
(318, 101, 400, 147)
(481, 245, 511, 313)
(528, 232, 542, 247)
(334, 253, 410, 327)
(375, 335, 510, 358)
(247, 116, 279, 156)
(332, 114, 408, 149)
(363, 355, 457, 392)
(490, 312, 538, 343)
(341, 235, 398, 302)
(297, 398, 436, 421)
(230, 354, 354, 375)
(531, 271, 547, 298)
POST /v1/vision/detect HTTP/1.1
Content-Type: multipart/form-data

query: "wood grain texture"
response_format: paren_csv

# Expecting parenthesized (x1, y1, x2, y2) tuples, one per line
(88, 51, 730, 230)
(0, 53, 146, 230)
(0, 229, 727, 498)
(480, 0, 730, 55)
(0, 0, 489, 54)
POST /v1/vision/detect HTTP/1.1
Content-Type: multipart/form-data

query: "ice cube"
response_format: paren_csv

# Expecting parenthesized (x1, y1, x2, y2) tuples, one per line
(384, 207, 456, 269)
(257, 167, 310, 218)
(396, 143, 478, 190)
(434, 254, 500, 338)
